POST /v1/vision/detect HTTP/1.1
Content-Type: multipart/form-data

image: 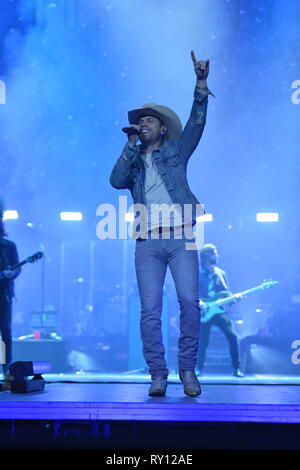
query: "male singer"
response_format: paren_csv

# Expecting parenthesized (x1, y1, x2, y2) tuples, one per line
(110, 51, 213, 397)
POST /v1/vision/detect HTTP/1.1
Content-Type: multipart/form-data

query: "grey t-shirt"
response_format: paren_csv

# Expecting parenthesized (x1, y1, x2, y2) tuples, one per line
(143, 152, 186, 231)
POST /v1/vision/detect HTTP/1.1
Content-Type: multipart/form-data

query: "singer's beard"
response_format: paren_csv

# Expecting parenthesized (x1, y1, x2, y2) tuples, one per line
(139, 132, 150, 142)
(139, 134, 151, 146)
(139, 133, 163, 147)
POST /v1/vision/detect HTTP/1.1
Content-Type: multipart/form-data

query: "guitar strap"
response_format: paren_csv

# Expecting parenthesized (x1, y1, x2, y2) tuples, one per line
(214, 266, 228, 290)
(0, 239, 10, 298)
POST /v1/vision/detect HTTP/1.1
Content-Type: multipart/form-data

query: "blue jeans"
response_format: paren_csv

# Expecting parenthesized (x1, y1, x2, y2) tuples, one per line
(135, 232, 200, 379)
(197, 313, 240, 371)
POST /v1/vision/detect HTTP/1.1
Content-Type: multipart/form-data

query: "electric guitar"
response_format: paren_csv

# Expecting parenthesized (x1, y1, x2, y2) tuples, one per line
(0, 251, 43, 280)
(199, 279, 279, 323)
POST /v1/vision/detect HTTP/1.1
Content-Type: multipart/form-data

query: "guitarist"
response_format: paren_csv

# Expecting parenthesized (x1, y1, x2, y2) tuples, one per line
(197, 244, 244, 377)
(0, 209, 21, 378)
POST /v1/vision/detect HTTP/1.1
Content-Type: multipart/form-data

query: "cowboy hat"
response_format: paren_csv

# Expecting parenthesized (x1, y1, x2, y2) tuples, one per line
(128, 103, 182, 141)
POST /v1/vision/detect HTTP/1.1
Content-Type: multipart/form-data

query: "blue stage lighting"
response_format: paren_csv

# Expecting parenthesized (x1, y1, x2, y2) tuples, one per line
(60, 211, 83, 221)
(256, 213, 279, 222)
(3, 210, 19, 220)
(125, 212, 134, 222)
(196, 214, 213, 222)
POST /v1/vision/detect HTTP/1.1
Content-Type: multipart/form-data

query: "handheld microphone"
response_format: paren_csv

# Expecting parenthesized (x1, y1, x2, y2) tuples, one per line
(122, 126, 141, 136)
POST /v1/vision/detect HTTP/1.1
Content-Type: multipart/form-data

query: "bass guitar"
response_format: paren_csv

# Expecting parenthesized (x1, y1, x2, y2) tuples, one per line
(199, 279, 279, 323)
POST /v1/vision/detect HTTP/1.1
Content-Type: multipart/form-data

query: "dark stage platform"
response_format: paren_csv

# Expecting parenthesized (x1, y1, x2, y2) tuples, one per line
(0, 374, 300, 451)
(0, 373, 299, 423)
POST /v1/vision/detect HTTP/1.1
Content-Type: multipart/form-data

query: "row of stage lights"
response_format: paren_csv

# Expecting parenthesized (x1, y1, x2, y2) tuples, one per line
(3, 210, 280, 223)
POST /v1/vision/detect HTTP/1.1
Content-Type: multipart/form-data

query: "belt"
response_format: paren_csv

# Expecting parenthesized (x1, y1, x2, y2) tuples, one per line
(149, 225, 183, 234)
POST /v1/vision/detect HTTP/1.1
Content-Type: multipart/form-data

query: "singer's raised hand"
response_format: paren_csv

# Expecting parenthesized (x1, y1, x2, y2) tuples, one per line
(191, 50, 209, 80)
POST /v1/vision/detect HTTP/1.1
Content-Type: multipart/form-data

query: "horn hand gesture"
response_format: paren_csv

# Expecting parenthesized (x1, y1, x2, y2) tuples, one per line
(191, 51, 209, 80)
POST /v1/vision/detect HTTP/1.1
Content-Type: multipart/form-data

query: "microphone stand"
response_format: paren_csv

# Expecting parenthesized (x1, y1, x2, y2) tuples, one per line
(26, 224, 51, 338)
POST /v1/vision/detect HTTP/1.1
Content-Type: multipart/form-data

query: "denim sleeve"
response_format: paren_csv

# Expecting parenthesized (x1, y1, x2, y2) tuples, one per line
(177, 87, 214, 162)
(109, 142, 139, 189)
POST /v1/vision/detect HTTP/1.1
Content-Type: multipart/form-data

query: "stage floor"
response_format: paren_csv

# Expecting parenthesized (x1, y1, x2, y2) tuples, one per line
(44, 371, 300, 385)
(0, 373, 299, 423)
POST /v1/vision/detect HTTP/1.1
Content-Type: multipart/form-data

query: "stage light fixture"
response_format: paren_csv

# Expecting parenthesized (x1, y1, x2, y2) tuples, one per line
(256, 212, 279, 222)
(3, 210, 19, 220)
(196, 214, 213, 222)
(125, 212, 134, 222)
(60, 211, 83, 221)
(1, 361, 51, 393)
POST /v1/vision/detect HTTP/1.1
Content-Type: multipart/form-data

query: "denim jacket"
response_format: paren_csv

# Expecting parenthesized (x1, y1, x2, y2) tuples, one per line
(110, 86, 211, 226)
